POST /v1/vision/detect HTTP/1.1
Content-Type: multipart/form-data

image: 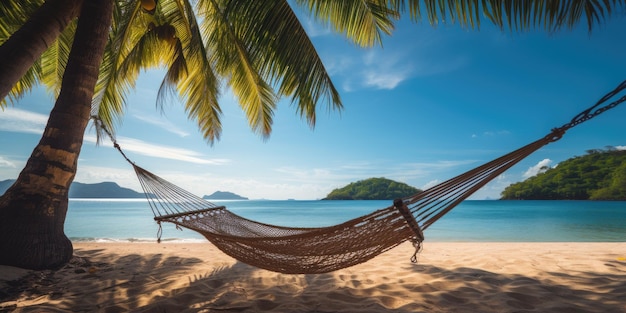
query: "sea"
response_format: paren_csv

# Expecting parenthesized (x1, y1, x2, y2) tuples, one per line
(66, 199, 626, 243)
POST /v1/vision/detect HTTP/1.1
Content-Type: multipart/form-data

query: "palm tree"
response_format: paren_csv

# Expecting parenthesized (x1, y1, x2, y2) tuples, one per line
(0, 0, 113, 269)
(0, 0, 399, 269)
(0, 0, 624, 269)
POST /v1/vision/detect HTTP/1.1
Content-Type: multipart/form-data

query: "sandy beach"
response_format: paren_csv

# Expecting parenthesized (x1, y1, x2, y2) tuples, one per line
(1, 242, 625, 312)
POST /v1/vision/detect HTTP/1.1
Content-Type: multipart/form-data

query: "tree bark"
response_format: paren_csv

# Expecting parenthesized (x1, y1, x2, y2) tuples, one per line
(0, 0, 113, 270)
(0, 0, 83, 102)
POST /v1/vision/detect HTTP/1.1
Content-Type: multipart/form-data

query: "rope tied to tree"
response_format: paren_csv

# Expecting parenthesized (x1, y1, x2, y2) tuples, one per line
(91, 116, 135, 165)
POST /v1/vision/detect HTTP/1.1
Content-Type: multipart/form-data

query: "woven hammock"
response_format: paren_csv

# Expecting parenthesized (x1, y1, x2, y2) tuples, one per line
(100, 80, 626, 274)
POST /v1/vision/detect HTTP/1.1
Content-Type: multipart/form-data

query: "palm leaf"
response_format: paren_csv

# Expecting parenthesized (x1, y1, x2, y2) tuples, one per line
(295, 0, 400, 47)
(92, 0, 156, 140)
(38, 18, 76, 98)
(1, 62, 41, 107)
(235, 0, 342, 126)
(202, 0, 277, 138)
(161, 0, 222, 142)
(0, 0, 43, 43)
(397, 0, 625, 32)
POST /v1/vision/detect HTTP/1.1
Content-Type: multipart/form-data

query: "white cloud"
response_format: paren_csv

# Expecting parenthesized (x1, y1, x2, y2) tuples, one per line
(421, 179, 440, 190)
(338, 47, 467, 92)
(133, 115, 190, 137)
(616, 146, 626, 150)
(470, 174, 512, 200)
(523, 158, 552, 178)
(472, 130, 511, 138)
(113, 136, 230, 165)
(360, 51, 412, 90)
(275, 159, 479, 194)
(413, 56, 467, 77)
(81, 132, 228, 165)
(0, 108, 47, 134)
(75, 164, 142, 191)
(363, 71, 408, 90)
(303, 18, 332, 38)
(324, 55, 355, 75)
(274, 166, 334, 181)
(0, 156, 16, 168)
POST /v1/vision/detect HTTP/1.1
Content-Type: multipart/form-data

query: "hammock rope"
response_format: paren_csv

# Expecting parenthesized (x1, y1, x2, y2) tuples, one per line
(94, 80, 626, 274)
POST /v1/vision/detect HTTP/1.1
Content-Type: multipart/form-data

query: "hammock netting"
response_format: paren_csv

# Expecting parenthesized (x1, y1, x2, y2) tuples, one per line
(102, 80, 626, 274)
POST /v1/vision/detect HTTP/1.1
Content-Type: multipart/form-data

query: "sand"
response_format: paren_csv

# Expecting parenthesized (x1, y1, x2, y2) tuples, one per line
(1, 242, 625, 312)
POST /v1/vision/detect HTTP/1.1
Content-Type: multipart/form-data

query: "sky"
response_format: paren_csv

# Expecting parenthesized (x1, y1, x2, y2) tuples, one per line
(2, 10, 626, 200)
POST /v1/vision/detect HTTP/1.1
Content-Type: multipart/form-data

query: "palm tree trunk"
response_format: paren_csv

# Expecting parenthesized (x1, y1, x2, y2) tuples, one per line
(0, 0, 83, 101)
(0, 0, 112, 270)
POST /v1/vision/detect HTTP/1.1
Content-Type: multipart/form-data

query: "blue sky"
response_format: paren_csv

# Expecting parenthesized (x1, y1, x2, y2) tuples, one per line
(1, 12, 626, 200)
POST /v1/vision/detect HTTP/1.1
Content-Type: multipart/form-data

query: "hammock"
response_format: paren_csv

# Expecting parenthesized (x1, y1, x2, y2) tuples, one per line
(99, 80, 626, 274)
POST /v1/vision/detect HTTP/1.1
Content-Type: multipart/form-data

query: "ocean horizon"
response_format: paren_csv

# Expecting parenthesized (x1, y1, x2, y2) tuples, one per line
(65, 199, 626, 243)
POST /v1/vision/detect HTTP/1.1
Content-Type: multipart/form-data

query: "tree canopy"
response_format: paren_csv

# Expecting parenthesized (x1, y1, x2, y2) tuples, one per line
(501, 148, 626, 200)
(324, 177, 421, 200)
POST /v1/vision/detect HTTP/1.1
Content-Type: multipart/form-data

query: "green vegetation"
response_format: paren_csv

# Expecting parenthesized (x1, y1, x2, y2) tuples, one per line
(501, 148, 626, 200)
(324, 178, 421, 200)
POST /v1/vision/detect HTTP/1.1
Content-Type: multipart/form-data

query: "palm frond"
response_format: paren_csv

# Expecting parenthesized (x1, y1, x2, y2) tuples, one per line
(1, 62, 41, 107)
(0, 0, 44, 43)
(155, 38, 189, 108)
(295, 0, 400, 47)
(231, 0, 341, 127)
(160, 0, 222, 142)
(176, 64, 224, 142)
(1, 0, 62, 107)
(397, 0, 626, 32)
(38, 19, 76, 98)
(202, 0, 277, 138)
(92, 0, 157, 140)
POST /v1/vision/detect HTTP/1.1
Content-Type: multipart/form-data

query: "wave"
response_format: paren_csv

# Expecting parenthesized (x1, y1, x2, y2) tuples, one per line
(70, 237, 207, 243)
(69, 198, 149, 202)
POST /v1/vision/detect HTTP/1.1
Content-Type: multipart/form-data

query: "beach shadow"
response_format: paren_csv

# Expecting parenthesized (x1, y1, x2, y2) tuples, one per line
(3, 251, 625, 313)
(0, 248, 245, 312)
(146, 259, 625, 313)
(401, 261, 626, 313)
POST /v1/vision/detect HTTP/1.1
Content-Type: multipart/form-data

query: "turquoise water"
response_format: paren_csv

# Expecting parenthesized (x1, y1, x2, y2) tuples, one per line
(65, 199, 626, 242)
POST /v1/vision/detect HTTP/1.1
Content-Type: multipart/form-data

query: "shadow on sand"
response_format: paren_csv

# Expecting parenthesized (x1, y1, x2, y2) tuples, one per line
(1, 249, 625, 313)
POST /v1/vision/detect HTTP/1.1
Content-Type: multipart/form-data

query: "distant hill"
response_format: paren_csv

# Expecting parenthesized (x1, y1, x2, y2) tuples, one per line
(501, 148, 626, 200)
(0, 180, 12, 195)
(69, 182, 144, 198)
(0, 179, 145, 198)
(324, 177, 421, 200)
(203, 191, 248, 200)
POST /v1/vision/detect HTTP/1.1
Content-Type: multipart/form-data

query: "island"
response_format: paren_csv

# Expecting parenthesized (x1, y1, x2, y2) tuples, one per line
(0, 180, 145, 198)
(203, 191, 248, 200)
(324, 177, 421, 200)
(501, 148, 626, 200)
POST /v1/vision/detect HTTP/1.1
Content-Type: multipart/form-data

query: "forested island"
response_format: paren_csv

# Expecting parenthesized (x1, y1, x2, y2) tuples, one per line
(324, 177, 421, 200)
(501, 148, 626, 200)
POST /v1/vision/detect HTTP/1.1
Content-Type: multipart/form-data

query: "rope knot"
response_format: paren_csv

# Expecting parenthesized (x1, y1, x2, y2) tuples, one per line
(156, 221, 163, 243)
(410, 239, 423, 263)
(546, 127, 566, 142)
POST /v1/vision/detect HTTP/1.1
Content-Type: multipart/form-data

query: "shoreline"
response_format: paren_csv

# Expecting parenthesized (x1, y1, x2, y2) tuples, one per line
(1, 242, 625, 312)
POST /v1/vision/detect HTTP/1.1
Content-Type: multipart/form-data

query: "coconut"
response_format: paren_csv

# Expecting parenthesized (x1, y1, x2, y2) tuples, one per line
(140, 0, 156, 12)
